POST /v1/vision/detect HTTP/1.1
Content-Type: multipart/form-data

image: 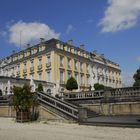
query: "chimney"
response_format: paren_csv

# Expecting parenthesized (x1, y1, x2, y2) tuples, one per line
(93, 50, 97, 55)
(80, 44, 85, 50)
(67, 39, 73, 45)
(12, 50, 16, 54)
(101, 54, 105, 58)
(40, 38, 45, 43)
(27, 44, 30, 48)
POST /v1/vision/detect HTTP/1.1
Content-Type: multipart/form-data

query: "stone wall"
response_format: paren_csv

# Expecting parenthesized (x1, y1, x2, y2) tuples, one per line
(80, 102, 140, 115)
(0, 105, 68, 122)
(0, 106, 15, 117)
(0, 76, 56, 96)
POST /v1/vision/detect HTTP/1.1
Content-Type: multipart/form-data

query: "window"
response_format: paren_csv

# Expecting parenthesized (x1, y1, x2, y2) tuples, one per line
(67, 47, 70, 52)
(30, 60, 34, 68)
(80, 62, 83, 72)
(80, 74, 84, 84)
(17, 65, 20, 70)
(60, 70, 64, 83)
(74, 60, 78, 70)
(47, 89, 51, 95)
(47, 55, 51, 63)
(47, 71, 51, 82)
(30, 74, 34, 79)
(74, 49, 78, 54)
(67, 58, 71, 69)
(67, 72, 71, 79)
(60, 56, 64, 67)
(31, 49, 34, 55)
(38, 58, 42, 66)
(38, 73, 42, 80)
(86, 64, 89, 73)
(75, 73, 78, 82)
(24, 63, 26, 69)
(87, 76, 90, 85)
(39, 46, 42, 52)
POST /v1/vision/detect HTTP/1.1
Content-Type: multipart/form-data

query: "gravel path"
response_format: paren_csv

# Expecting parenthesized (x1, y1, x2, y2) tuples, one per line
(0, 117, 140, 140)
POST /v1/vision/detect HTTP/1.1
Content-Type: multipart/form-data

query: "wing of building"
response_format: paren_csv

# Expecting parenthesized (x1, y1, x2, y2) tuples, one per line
(0, 38, 122, 93)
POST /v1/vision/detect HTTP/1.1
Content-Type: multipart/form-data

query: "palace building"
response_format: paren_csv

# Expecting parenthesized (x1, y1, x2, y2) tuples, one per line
(0, 38, 122, 93)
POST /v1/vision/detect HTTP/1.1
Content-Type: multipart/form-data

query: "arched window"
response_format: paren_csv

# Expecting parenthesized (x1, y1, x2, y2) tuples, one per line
(47, 89, 51, 95)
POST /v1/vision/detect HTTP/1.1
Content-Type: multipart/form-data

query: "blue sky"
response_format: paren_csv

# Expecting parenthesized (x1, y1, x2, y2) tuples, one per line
(0, 0, 140, 86)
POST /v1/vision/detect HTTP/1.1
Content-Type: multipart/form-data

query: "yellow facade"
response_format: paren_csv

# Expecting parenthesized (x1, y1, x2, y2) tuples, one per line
(2, 39, 122, 90)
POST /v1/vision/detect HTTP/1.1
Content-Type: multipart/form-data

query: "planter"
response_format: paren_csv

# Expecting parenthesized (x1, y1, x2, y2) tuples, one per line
(16, 111, 30, 122)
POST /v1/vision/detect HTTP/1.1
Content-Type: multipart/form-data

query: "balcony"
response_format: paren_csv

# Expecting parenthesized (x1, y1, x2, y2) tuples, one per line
(46, 62, 51, 68)
(38, 64, 42, 70)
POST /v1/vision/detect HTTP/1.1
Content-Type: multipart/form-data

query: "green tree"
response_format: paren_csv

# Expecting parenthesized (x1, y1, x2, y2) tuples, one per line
(13, 84, 38, 122)
(37, 83, 43, 92)
(13, 84, 32, 112)
(133, 68, 140, 87)
(94, 83, 105, 90)
(66, 77, 78, 91)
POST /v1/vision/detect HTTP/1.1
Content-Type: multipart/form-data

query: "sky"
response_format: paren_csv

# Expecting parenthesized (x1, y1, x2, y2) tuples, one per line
(0, 0, 140, 86)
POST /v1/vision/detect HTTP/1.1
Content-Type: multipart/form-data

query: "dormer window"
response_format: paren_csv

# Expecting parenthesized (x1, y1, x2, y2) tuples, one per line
(67, 47, 70, 52)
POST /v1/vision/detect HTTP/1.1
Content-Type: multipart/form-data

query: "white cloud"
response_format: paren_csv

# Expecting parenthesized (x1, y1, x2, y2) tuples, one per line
(99, 0, 140, 32)
(122, 72, 134, 87)
(8, 21, 60, 47)
(66, 24, 75, 34)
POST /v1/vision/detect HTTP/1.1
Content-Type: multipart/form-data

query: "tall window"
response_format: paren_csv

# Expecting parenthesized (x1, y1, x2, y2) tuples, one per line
(74, 60, 78, 70)
(60, 70, 64, 83)
(47, 55, 51, 63)
(38, 58, 42, 66)
(75, 73, 78, 82)
(80, 74, 84, 84)
(38, 73, 42, 80)
(86, 76, 90, 85)
(67, 72, 71, 79)
(80, 62, 83, 72)
(30, 74, 34, 79)
(24, 63, 26, 69)
(86, 64, 89, 73)
(60, 56, 64, 67)
(67, 58, 71, 69)
(31, 49, 34, 54)
(17, 65, 20, 71)
(47, 71, 51, 82)
(30, 60, 34, 68)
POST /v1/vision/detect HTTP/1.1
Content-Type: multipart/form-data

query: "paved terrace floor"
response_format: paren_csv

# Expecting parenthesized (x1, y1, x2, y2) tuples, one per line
(84, 115, 140, 127)
(0, 117, 140, 140)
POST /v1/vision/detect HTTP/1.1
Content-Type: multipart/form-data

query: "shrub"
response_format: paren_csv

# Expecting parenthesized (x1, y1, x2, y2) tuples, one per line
(66, 77, 78, 91)
(37, 83, 43, 92)
(94, 83, 105, 90)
